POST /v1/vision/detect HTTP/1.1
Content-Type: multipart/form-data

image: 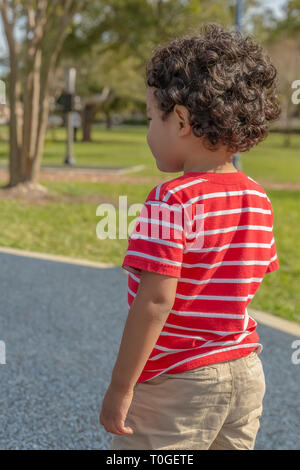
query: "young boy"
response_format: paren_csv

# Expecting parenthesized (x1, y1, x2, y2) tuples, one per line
(100, 23, 281, 450)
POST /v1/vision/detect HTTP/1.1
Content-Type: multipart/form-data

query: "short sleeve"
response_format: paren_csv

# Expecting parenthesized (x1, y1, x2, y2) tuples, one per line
(122, 192, 186, 278)
(266, 237, 280, 273)
(265, 202, 280, 273)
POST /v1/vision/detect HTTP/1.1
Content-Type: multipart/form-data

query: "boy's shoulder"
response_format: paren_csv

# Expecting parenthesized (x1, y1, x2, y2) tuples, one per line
(240, 173, 271, 204)
(145, 171, 271, 205)
(145, 172, 195, 205)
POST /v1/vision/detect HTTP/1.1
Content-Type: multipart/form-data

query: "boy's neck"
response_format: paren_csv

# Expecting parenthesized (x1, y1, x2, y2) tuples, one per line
(183, 160, 238, 174)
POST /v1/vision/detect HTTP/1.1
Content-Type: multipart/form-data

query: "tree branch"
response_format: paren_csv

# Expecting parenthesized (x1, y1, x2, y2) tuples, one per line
(24, 0, 48, 51)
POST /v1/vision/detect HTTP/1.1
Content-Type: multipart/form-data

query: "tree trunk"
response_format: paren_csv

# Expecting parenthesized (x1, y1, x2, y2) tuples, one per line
(1, 10, 23, 187)
(7, 98, 23, 187)
(82, 104, 96, 142)
(104, 110, 112, 129)
(21, 45, 42, 183)
(0, 0, 87, 191)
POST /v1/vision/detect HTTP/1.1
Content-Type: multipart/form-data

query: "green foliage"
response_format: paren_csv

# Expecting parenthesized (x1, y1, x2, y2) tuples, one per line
(58, 0, 238, 118)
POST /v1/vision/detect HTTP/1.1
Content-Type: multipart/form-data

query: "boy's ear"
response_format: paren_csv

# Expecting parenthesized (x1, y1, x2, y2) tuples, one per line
(174, 104, 192, 135)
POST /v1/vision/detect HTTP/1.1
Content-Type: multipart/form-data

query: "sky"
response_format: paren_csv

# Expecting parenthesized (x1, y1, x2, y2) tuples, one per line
(0, 0, 289, 72)
(256, 0, 287, 16)
(247, 0, 288, 21)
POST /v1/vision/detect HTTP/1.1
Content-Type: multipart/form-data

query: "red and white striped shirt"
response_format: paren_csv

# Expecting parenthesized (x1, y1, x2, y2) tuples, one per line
(122, 170, 279, 383)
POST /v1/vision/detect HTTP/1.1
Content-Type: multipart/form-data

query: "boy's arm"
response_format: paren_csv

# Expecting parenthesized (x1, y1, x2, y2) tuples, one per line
(109, 269, 178, 392)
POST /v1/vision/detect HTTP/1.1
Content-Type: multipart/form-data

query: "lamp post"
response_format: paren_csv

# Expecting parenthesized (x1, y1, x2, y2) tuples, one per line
(64, 67, 76, 165)
(235, 0, 243, 30)
(233, 0, 243, 170)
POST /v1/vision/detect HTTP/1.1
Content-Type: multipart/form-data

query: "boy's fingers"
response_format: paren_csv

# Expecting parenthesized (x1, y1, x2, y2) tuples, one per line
(123, 426, 134, 434)
(115, 419, 134, 434)
(99, 411, 134, 434)
(109, 420, 134, 435)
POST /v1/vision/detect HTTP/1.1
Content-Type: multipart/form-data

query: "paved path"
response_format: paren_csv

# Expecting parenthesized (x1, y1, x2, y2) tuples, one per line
(0, 251, 299, 450)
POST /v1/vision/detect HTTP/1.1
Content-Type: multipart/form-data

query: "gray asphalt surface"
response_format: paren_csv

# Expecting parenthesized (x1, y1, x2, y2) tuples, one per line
(0, 251, 299, 450)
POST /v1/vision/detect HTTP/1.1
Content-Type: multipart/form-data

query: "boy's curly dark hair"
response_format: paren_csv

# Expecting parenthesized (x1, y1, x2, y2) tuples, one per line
(145, 23, 281, 153)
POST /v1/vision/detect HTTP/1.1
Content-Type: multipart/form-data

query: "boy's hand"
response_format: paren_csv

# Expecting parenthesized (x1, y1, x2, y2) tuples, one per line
(99, 384, 135, 435)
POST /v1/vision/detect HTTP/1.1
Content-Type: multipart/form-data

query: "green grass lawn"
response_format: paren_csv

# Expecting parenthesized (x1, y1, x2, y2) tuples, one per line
(1, 125, 300, 181)
(248, 189, 300, 324)
(0, 125, 152, 169)
(0, 125, 299, 323)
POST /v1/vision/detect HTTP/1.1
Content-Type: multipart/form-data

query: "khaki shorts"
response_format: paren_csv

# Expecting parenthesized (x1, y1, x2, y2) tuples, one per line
(109, 351, 266, 450)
